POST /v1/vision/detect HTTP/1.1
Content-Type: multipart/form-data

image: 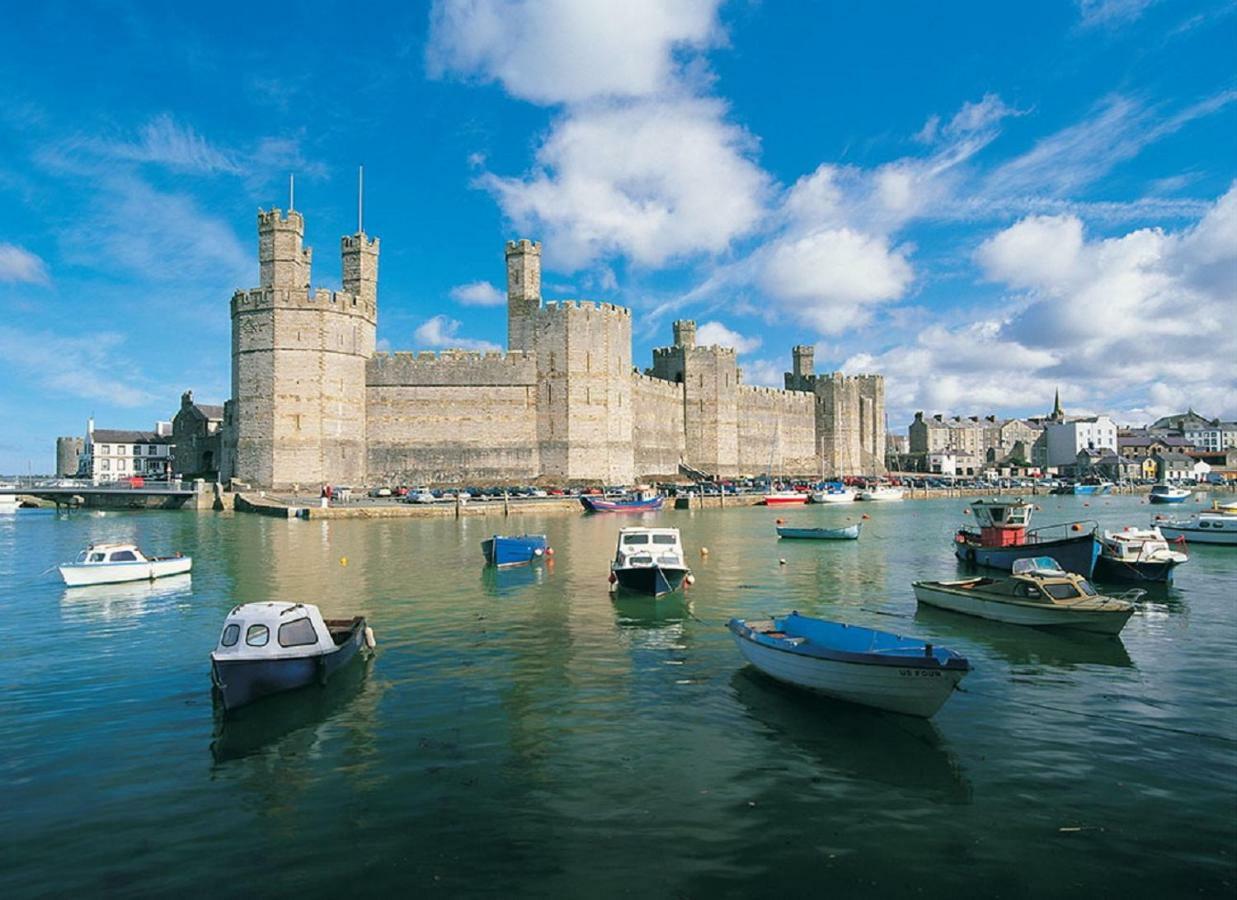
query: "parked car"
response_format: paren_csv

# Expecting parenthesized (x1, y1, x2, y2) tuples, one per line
(369, 486, 392, 498)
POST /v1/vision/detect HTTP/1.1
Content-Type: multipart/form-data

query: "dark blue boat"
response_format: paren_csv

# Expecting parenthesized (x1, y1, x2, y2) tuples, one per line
(481, 533, 549, 567)
(954, 498, 1100, 577)
(210, 603, 373, 712)
(610, 527, 690, 597)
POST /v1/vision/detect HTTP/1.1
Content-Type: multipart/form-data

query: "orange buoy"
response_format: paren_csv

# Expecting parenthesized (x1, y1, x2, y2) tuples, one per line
(775, 517, 785, 524)
(862, 514, 871, 520)
(1071, 523, 1082, 532)
(546, 547, 555, 556)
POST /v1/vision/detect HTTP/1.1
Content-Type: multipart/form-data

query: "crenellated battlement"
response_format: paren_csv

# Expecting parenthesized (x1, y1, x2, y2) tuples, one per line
(367, 347, 537, 387)
(651, 343, 736, 359)
(230, 286, 376, 322)
(258, 207, 303, 229)
(739, 383, 814, 400)
(538, 299, 631, 317)
(505, 238, 541, 254)
(632, 370, 685, 394)
(342, 233, 380, 251)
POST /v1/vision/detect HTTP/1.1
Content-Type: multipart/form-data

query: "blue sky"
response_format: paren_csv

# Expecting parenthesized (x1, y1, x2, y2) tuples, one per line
(1, 0, 1234, 473)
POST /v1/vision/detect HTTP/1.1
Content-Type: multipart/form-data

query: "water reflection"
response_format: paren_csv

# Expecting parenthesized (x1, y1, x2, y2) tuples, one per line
(59, 573, 194, 620)
(729, 667, 970, 800)
(209, 654, 375, 763)
(480, 563, 549, 597)
(611, 590, 690, 629)
(913, 604, 1134, 669)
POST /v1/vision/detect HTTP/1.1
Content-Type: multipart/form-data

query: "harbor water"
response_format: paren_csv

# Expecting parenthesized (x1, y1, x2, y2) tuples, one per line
(1, 495, 1234, 897)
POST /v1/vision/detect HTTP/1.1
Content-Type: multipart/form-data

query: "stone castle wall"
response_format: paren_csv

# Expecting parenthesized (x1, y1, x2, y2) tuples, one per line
(651, 343, 740, 475)
(365, 351, 540, 483)
(632, 373, 686, 477)
(737, 385, 817, 476)
(812, 373, 886, 477)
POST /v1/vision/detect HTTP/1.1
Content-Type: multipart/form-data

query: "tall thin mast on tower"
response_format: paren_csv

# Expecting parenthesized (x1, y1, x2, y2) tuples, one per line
(357, 165, 364, 234)
(289, 174, 295, 211)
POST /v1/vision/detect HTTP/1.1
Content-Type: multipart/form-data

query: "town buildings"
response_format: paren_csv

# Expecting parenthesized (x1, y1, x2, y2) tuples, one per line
(217, 208, 886, 490)
(55, 436, 84, 477)
(80, 418, 173, 483)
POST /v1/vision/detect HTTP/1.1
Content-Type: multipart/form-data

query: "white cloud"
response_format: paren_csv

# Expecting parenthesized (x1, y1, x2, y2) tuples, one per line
(739, 357, 785, 388)
(0, 326, 156, 406)
(109, 114, 242, 174)
(426, 0, 723, 105)
(413, 314, 502, 352)
(480, 97, 769, 268)
(0, 244, 50, 284)
(450, 280, 505, 306)
(1077, 0, 1158, 29)
(695, 320, 761, 353)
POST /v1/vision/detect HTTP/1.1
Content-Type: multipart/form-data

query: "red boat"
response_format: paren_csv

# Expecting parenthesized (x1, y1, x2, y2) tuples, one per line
(764, 491, 808, 506)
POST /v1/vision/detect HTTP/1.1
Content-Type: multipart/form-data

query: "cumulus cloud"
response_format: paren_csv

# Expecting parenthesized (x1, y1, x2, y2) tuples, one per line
(480, 97, 769, 268)
(695, 320, 761, 353)
(413, 314, 502, 352)
(739, 357, 785, 388)
(450, 280, 505, 306)
(427, 0, 722, 105)
(0, 244, 50, 284)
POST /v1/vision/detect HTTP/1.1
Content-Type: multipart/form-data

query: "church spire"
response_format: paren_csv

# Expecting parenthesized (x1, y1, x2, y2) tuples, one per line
(1052, 388, 1064, 420)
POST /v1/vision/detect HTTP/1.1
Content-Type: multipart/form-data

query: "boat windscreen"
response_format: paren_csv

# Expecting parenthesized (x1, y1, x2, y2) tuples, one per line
(652, 534, 677, 544)
(1042, 582, 1081, 600)
(623, 534, 650, 545)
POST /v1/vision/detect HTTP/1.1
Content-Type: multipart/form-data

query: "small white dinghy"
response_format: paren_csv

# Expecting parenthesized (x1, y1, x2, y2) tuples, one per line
(59, 543, 192, 587)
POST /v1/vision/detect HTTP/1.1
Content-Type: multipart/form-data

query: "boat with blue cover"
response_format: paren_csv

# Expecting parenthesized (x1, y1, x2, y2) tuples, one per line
(580, 488, 663, 513)
(481, 533, 549, 567)
(776, 523, 862, 540)
(610, 527, 691, 597)
(954, 498, 1099, 577)
(210, 602, 375, 712)
(727, 612, 970, 718)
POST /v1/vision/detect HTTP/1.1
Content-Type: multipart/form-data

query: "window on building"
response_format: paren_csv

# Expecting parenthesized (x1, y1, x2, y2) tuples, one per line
(99, 445, 110, 454)
(148, 445, 157, 455)
(133, 445, 141, 455)
(101, 460, 110, 471)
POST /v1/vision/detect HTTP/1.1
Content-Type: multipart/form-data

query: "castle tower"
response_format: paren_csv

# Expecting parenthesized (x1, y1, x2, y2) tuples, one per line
(792, 345, 814, 380)
(342, 231, 379, 305)
(259, 208, 312, 290)
(506, 239, 541, 352)
(673, 320, 697, 349)
(227, 208, 376, 489)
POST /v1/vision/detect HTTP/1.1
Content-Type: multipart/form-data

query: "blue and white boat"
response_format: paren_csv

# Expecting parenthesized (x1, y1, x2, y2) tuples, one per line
(210, 602, 375, 712)
(727, 613, 970, 718)
(776, 523, 862, 540)
(1093, 527, 1188, 584)
(810, 481, 856, 504)
(580, 488, 663, 513)
(1070, 478, 1114, 496)
(954, 498, 1100, 577)
(610, 527, 690, 597)
(481, 533, 549, 568)
(1148, 484, 1191, 504)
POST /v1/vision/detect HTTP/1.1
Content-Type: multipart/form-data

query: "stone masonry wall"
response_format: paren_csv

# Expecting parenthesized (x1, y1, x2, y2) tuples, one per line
(632, 373, 686, 478)
(737, 385, 817, 476)
(365, 351, 539, 484)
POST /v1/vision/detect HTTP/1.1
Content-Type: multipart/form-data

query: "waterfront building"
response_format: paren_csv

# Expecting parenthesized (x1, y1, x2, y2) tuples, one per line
(1117, 431, 1195, 459)
(908, 412, 1044, 469)
(1183, 419, 1237, 452)
(220, 208, 886, 489)
(1151, 451, 1196, 482)
(55, 436, 84, 477)
(82, 418, 173, 483)
(172, 391, 224, 480)
(1044, 415, 1118, 467)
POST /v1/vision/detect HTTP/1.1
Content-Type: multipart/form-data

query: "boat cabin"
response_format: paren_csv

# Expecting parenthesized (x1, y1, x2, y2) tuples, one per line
(1009, 557, 1098, 601)
(212, 602, 346, 660)
(970, 498, 1033, 547)
(73, 543, 151, 565)
(614, 527, 684, 569)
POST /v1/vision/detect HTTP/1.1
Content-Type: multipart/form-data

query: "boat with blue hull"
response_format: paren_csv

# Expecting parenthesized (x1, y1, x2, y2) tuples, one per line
(1148, 484, 1191, 504)
(481, 534, 549, 567)
(954, 498, 1100, 577)
(1093, 527, 1188, 584)
(776, 523, 862, 540)
(580, 489, 663, 513)
(210, 602, 374, 712)
(610, 527, 691, 597)
(727, 613, 970, 718)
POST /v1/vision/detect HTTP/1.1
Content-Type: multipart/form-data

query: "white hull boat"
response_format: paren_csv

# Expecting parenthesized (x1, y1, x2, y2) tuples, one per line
(857, 486, 904, 502)
(59, 543, 193, 587)
(728, 613, 969, 718)
(811, 489, 856, 503)
(1155, 515, 1237, 545)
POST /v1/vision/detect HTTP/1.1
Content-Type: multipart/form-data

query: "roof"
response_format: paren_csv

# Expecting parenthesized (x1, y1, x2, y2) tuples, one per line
(1153, 451, 1196, 463)
(90, 429, 171, 444)
(1118, 434, 1193, 448)
(193, 403, 224, 420)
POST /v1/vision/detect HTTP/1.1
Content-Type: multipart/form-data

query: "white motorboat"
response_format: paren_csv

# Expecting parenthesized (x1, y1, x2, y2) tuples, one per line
(0, 482, 18, 512)
(610, 527, 691, 597)
(912, 557, 1137, 634)
(1094, 527, 1188, 584)
(811, 483, 856, 503)
(857, 485, 904, 502)
(1148, 484, 1191, 504)
(728, 613, 970, 718)
(59, 543, 192, 587)
(1154, 510, 1237, 546)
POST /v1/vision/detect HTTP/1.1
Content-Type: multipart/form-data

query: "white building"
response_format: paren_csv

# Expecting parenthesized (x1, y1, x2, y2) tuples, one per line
(1044, 416, 1118, 467)
(1184, 420, 1237, 452)
(82, 418, 174, 483)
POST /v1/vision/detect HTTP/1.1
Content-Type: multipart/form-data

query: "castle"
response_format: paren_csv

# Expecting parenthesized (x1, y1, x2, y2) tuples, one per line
(220, 209, 885, 488)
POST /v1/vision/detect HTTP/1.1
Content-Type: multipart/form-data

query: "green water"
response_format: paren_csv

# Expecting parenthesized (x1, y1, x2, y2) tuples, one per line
(1, 496, 1234, 898)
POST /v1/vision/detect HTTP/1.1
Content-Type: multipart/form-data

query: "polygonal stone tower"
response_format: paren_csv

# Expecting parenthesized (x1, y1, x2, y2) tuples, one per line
(506, 239, 541, 352)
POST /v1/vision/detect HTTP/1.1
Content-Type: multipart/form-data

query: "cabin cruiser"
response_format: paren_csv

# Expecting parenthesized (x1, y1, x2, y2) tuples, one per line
(210, 602, 375, 711)
(857, 485, 904, 502)
(1094, 527, 1188, 584)
(954, 498, 1099, 577)
(810, 482, 856, 503)
(59, 543, 192, 587)
(913, 557, 1137, 634)
(609, 527, 691, 597)
(1148, 484, 1191, 504)
(1153, 507, 1237, 546)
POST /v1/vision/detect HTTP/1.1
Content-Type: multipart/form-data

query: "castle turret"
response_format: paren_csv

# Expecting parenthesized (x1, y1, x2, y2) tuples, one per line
(792, 345, 814, 380)
(673, 320, 697, 349)
(506, 239, 541, 352)
(342, 231, 379, 306)
(258, 208, 311, 290)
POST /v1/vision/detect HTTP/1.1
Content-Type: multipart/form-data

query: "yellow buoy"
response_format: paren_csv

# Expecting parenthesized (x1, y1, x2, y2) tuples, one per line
(340, 556, 348, 566)
(700, 547, 710, 556)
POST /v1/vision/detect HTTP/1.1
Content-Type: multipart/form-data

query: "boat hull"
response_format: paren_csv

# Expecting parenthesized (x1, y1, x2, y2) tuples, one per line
(764, 494, 808, 506)
(59, 556, 193, 587)
(857, 489, 904, 502)
(1093, 554, 1179, 584)
(1156, 522, 1237, 545)
(912, 583, 1132, 634)
(211, 619, 368, 712)
(1148, 493, 1188, 504)
(613, 564, 688, 598)
(954, 531, 1099, 577)
(729, 632, 965, 718)
(580, 495, 663, 513)
(777, 524, 861, 540)
(811, 491, 855, 504)
(481, 535, 548, 568)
